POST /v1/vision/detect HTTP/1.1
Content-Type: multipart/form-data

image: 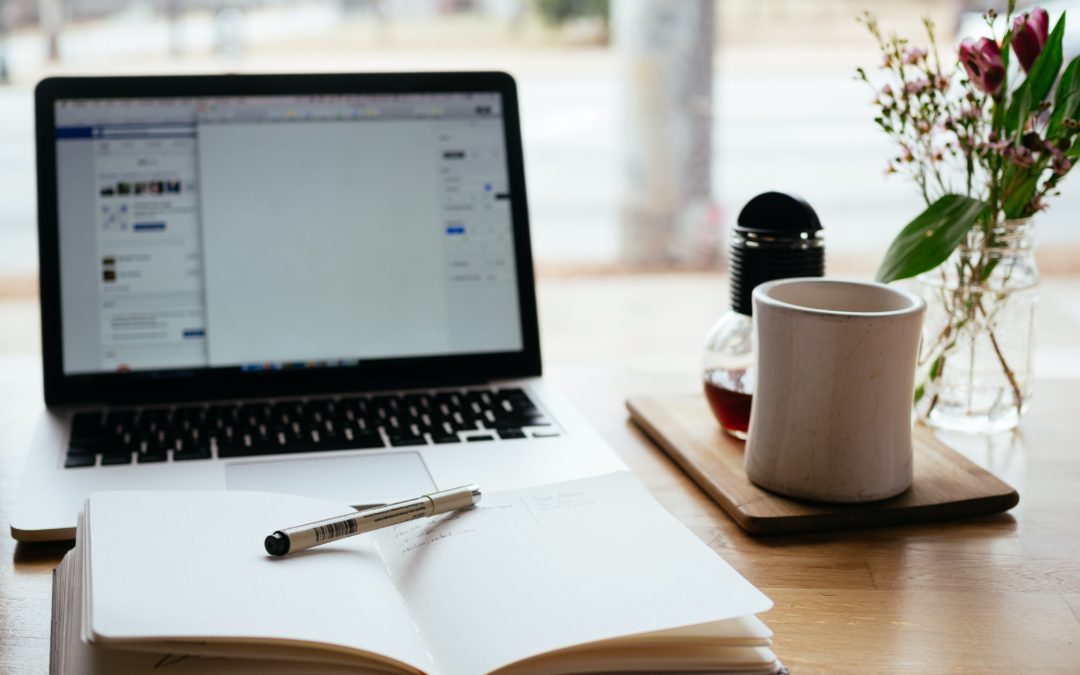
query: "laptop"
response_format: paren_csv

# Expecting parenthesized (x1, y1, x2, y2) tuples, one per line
(12, 72, 626, 542)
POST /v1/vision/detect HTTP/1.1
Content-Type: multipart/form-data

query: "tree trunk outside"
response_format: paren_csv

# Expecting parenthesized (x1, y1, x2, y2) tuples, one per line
(40, 0, 63, 62)
(614, 0, 718, 268)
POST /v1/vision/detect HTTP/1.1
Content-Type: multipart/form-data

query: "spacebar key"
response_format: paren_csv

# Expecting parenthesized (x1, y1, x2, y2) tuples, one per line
(217, 439, 296, 458)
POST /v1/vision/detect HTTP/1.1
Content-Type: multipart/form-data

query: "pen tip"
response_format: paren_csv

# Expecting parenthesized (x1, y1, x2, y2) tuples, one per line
(264, 532, 290, 557)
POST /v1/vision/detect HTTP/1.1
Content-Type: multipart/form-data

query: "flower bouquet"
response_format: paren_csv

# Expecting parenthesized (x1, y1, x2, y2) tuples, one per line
(858, 3, 1079, 432)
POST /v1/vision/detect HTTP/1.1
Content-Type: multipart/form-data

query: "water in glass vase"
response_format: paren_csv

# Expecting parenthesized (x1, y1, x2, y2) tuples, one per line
(914, 219, 1039, 434)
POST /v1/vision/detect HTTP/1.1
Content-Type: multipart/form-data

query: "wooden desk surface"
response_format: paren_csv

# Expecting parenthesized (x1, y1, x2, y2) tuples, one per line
(3, 275, 1080, 673)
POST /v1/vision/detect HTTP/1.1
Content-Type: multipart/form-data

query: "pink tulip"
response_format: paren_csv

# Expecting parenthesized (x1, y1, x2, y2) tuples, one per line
(959, 38, 1005, 95)
(1012, 7, 1050, 73)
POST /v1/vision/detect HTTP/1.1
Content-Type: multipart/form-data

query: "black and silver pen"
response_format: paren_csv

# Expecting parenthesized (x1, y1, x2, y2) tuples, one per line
(264, 484, 481, 557)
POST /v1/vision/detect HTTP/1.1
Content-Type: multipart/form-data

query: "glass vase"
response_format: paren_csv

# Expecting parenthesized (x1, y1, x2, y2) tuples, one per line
(914, 219, 1039, 434)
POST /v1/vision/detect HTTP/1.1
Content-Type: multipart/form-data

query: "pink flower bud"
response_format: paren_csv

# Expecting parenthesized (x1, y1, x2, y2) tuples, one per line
(959, 38, 1005, 95)
(904, 78, 932, 95)
(903, 47, 928, 65)
(1053, 154, 1072, 175)
(1012, 7, 1050, 73)
(1005, 145, 1036, 168)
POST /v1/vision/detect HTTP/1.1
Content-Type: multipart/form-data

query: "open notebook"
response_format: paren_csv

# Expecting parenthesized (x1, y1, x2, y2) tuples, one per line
(51, 472, 785, 674)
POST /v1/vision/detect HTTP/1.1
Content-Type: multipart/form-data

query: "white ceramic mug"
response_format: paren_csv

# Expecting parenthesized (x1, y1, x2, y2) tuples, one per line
(744, 278, 926, 503)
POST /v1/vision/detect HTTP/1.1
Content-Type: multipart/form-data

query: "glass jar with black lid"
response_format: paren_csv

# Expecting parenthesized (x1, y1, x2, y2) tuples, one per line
(703, 192, 825, 439)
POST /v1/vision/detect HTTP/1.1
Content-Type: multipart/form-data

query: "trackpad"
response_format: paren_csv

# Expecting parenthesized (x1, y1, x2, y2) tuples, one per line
(224, 452, 436, 507)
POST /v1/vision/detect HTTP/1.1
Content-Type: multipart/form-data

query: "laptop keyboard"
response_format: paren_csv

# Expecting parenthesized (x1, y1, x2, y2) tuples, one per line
(64, 387, 559, 468)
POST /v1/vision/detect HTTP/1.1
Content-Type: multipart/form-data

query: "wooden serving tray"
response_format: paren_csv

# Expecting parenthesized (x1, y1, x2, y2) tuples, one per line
(627, 394, 1019, 535)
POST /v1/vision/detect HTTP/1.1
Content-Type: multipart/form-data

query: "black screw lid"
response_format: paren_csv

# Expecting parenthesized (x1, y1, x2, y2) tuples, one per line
(730, 192, 824, 315)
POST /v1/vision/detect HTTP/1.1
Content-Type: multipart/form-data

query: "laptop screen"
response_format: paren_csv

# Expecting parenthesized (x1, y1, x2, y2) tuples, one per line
(52, 92, 523, 376)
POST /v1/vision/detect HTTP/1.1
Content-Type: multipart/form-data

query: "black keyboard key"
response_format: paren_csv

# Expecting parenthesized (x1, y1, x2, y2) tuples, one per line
(311, 429, 357, 452)
(216, 436, 273, 458)
(217, 446, 271, 458)
(240, 402, 271, 419)
(101, 453, 133, 465)
(434, 392, 463, 410)
(497, 429, 527, 440)
(66, 443, 97, 456)
(71, 411, 105, 434)
(448, 412, 474, 430)
(137, 452, 168, 463)
(339, 397, 371, 416)
(64, 455, 96, 468)
(100, 442, 133, 456)
(465, 434, 495, 442)
(402, 394, 430, 411)
(139, 408, 169, 430)
(69, 414, 107, 452)
(494, 387, 527, 399)
(372, 395, 400, 411)
(285, 424, 309, 445)
(179, 428, 204, 449)
(206, 404, 239, 424)
(431, 433, 461, 444)
(174, 449, 211, 461)
(143, 430, 173, 455)
(345, 431, 386, 449)
(276, 441, 314, 455)
(114, 431, 137, 453)
(104, 409, 136, 431)
(310, 399, 338, 420)
(389, 435, 427, 447)
(516, 413, 552, 427)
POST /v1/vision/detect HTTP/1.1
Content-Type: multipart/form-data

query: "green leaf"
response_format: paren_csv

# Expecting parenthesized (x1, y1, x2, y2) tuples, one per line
(1007, 87, 1033, 138)
(1003, 172, 1040, 218)
(993, 31, 1013, 131)
(1005, 13, 1066, 134)
(1049, 55, 1080, 137)
(929, 355, 944, 380)
(876, 194, 986, 283)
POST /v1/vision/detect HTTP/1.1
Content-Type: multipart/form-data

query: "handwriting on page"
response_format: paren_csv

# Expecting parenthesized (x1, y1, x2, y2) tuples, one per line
(528, 490, 596, 513)
(391, 506, 507, 554)
(389, 491, 599, 557)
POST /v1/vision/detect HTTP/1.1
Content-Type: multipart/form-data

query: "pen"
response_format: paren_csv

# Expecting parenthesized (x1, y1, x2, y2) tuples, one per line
(264, 484, 481, 557)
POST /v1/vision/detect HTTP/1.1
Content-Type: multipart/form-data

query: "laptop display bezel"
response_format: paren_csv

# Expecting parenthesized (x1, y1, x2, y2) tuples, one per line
(35, 72, 541, 406)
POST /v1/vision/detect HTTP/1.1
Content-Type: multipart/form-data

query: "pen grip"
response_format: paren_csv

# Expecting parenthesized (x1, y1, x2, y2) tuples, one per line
(428, 485, 480, 515)
(280, 498, 431, 554)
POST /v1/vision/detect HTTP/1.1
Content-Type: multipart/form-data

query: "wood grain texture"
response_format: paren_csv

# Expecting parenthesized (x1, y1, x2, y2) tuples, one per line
(627, 394, 1020, 535)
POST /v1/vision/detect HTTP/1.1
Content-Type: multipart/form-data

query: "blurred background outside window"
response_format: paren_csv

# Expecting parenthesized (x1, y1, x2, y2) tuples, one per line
(0, 0, 1076, 287)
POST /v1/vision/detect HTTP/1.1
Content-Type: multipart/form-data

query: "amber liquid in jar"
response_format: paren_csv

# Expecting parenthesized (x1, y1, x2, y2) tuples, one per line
(703, 368, 753, 439)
